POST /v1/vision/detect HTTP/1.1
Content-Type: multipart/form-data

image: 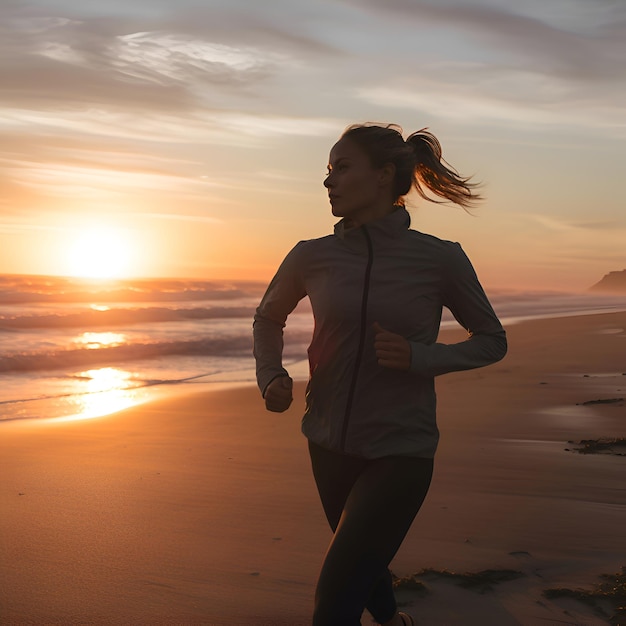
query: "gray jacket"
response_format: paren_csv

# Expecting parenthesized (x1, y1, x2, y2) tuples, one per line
(253, 207, 506, 459)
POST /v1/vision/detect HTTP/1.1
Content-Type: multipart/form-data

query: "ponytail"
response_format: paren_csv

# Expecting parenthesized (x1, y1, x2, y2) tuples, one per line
(407, 129, 481, 209)
(341, 123, 482, 209)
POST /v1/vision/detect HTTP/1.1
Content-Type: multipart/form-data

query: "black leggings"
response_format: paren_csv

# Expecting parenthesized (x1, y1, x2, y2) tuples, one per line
(308, 440, 434, 626)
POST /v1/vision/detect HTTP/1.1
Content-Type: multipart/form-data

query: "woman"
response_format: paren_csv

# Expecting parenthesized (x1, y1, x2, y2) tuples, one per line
(253, 124, 507, 626)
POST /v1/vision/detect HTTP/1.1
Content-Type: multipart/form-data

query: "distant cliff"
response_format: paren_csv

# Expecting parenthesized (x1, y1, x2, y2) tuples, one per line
(589, 269, 626, 293)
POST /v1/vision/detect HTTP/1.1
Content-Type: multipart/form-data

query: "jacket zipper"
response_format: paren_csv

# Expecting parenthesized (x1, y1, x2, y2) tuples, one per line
(339, 225, 374, 452)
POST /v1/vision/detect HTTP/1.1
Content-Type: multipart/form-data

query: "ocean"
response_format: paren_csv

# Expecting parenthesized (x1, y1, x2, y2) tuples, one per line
(1, 273, 625, 423)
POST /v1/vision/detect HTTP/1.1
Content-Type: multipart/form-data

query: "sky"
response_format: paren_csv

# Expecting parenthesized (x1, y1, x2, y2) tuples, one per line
(1, 0, 624, 290)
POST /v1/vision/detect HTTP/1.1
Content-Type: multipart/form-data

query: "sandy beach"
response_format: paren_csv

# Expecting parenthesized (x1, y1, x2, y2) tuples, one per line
(1, 311, 625, 625)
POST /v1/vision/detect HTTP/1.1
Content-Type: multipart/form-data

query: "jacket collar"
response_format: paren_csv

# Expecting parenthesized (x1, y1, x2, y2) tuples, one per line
(334, 206, 411, 242)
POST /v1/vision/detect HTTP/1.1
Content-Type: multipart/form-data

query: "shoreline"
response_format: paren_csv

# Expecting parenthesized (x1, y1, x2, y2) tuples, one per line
(1, 311, 625, 624)
(2, 305, 626, 428)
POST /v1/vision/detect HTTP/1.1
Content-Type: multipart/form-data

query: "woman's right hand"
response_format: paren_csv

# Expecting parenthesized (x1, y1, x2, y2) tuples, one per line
(264, 376, 293, 412)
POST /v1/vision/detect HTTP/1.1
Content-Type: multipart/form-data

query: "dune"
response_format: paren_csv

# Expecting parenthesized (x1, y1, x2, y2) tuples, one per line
(1, 311, 625, 625)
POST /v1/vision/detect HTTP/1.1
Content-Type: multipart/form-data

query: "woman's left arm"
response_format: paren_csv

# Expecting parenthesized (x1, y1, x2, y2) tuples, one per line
(409, 242, 507, 377)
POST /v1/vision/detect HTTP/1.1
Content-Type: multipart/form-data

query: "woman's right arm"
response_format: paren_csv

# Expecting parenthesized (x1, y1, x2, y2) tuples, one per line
(253, 242, 307, 401)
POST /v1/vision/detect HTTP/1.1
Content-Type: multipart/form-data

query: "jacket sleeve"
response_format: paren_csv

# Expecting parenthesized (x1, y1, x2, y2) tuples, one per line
(409, 242, 507, 377)
(253, 242, 307, 395)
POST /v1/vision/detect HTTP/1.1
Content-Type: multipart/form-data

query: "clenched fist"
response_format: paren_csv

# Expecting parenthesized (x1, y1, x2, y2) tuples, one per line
(264, 375, 293, 412)
(373, 322, 411, 371)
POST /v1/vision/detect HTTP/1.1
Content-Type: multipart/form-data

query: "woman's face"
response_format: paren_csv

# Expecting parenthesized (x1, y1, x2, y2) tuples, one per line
(324, 138, 391, 225)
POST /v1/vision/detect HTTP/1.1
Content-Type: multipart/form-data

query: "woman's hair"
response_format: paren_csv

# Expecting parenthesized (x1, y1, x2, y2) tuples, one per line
(340, 123, 481, 209)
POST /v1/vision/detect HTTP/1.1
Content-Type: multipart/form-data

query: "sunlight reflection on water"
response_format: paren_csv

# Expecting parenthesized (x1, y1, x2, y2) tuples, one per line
(61, 367, 144, 421)
(74, 331, 126, 349)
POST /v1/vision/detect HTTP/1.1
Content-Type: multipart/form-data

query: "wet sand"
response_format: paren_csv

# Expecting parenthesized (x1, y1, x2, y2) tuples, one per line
(1, 312, 625, 625)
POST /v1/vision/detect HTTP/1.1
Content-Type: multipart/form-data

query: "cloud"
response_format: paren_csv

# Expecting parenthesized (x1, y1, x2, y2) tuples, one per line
(143, 212, 222, 224)
(344, 1, 626, 132)
(0, 0, 345, 155)
(0, 221, 65, 235)
(520, 214, 626, 234)
(347, 0, 626, 77)
(0, 16, 281, 113)
(573, 220, 626, 231)
(4, 1, 625, 125)
(359, 69, 626, 133)
(0, 0, 345, 112)
(1, 105, 338, 146)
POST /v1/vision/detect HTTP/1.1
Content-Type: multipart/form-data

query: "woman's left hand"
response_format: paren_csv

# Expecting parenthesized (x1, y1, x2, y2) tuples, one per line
(373, 322, 411, 371)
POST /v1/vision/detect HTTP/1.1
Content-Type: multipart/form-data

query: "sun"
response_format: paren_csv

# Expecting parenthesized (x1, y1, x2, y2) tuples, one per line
(65, 226, 134, 279)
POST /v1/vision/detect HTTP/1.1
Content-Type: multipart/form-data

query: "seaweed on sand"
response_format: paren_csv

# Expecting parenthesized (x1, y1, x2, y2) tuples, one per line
(543, 566, 626, 625)
(577, 398, 624, 406)
(566, 438, 626, 456)
(391, 573, 429, 596)
(393, 568, 525, 595)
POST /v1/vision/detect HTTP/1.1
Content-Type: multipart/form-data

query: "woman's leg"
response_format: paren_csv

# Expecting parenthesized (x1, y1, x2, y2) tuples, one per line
(308, 440, 369, 530)
(308, 441, 433, 626)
